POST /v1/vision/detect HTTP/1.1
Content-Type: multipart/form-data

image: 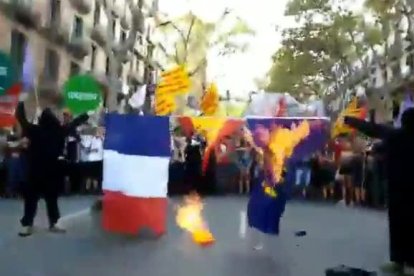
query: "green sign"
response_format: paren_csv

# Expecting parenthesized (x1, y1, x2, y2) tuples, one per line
(0, 51, 16, 96)
(63, 74, 102, 114)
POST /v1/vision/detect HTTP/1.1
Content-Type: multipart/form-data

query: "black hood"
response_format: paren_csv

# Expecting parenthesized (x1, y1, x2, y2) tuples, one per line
(401, 107, 414, 132)
(39, 108, 61, 129)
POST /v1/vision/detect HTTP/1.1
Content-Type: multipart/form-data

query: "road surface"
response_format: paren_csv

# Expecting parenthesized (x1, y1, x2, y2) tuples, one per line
(0, 197, 389, 276)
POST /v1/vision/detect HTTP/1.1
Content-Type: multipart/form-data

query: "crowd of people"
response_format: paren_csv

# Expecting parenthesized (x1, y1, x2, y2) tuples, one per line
(0, 93, 411, 272)
(169, 128, 388, 210)
(293, 135, 387, 209)
(168, 128, 258, 196)
(0, 110, 104, 199)
(168, 111, 414, 273)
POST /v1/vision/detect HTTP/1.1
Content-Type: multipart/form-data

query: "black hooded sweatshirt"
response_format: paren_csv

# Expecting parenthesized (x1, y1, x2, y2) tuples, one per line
(15, 102, 89, 179)
(344, 108, 414, 266)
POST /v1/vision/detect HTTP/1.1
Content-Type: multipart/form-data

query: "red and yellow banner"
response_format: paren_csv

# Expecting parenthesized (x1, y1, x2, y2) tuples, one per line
(155, 95, 176, 116)
(156, 65, 191, 97)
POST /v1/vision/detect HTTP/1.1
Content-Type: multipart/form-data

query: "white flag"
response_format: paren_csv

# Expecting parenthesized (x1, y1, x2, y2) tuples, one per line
(128, 85, 146, 109)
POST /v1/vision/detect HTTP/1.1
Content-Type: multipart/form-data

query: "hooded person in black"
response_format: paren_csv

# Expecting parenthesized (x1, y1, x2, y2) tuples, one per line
(344, 108, 414, 274)
(15, 101, 89, 237)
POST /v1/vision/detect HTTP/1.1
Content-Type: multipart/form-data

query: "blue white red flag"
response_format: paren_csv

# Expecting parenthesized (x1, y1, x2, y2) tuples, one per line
(102, 114, 170, 235)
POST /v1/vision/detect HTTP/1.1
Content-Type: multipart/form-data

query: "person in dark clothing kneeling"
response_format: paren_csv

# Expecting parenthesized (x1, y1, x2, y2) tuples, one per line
(16, 101, 89, 237)
(344, 109, 414, 275)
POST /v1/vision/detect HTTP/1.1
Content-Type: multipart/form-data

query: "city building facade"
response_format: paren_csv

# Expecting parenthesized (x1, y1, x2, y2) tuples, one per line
(325, 16, 414, 123)
(0, 0, 160, 113)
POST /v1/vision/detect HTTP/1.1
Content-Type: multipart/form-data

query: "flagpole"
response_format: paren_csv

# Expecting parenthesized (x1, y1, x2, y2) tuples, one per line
(33, 78, 39, 108)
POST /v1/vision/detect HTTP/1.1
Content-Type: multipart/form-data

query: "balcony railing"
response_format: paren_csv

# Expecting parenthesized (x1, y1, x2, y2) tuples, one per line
(69, 0, 92, 15)
(0, 0, 41, 29)
(39, 23, 70, 46)
(128, 71, 144, 85)
(90, 24, 107, 47)
(67, 34, 91, 59)
(121, 15, 131, 30)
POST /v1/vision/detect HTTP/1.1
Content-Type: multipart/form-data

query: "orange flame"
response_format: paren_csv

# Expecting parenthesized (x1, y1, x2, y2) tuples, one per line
(268, 120, 310, 183)
(175, 193, 215, 246)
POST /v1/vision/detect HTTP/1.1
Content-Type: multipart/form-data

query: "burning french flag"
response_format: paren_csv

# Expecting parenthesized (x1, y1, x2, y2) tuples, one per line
(102, 114, 171, 235)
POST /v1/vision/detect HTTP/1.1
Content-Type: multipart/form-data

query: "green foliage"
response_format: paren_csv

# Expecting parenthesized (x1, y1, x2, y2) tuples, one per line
(157, 12, 255, 76)
(266, 0, 385, 98)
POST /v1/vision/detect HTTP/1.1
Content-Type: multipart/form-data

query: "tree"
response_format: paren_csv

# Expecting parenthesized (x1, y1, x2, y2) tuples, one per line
(266, 0, 383, 99)
(155, 10, 254, 111)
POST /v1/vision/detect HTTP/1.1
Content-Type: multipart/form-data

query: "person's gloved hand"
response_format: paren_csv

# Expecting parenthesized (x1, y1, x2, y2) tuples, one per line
(18, 92, 29, 102)
(87, 110, 95, 116)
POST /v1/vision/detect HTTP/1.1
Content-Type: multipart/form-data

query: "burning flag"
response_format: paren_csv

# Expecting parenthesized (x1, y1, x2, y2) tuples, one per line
(184, 117, 244, 173)
(175, 193, 215, 246)
(253, 120, 310, 185)
(246, 119, 312, 238)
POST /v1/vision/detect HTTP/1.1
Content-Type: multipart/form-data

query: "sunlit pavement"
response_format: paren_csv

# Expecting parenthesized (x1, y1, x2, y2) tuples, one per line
(0, 197, 388, 276)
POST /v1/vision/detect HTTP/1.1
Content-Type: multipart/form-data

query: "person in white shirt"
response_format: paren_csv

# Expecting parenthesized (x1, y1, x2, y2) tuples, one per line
(80, 128, 104, 194)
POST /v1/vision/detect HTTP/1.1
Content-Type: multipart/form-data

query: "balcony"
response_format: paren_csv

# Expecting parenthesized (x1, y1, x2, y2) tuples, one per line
(111, 0, 123, 18)
(128, 71, 144, 85)
(134, 43, 147, 59)
(0, 0, 41, 29)
(121, 15, 131, 30)
(138, 10, 145, 34)
(67, 36, 91, 59)
(69, 0, 92, 15)
(90, 24, 107, 47)
(39, 24, 70, 46)
(118, 52, 133, 64)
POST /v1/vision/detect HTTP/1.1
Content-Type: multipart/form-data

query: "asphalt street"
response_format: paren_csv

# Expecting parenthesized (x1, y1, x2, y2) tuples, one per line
(0, 197, 389, 276)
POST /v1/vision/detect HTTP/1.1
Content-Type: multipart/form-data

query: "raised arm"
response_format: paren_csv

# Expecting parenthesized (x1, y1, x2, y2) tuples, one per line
(344, 116, 393, 139)
(15, 102, 34, 133)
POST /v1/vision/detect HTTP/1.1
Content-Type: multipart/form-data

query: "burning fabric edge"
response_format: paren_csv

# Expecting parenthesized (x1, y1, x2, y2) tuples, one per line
(175, 192, 215, 246)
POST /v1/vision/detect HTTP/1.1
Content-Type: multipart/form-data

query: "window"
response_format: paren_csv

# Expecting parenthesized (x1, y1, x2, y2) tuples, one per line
(112, 18, 116, 36)
(44, 49, 60, 81)
(117, 65, 122, 78)
(152, 0, 159, 12)
(137, 34, 143, 45)
(105, 57, 110, 74)
(93, 2, 100, 26)
(10, 30, 26, 78)
(73, 16, 83, 38)
(121, 31, 126, 42)
(70, 62, 80, 76)
(136, 58, 141, 74)
(130, 54, 135, 71)
(50, 0, 61, 25)
(91, 45, 97, 70)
